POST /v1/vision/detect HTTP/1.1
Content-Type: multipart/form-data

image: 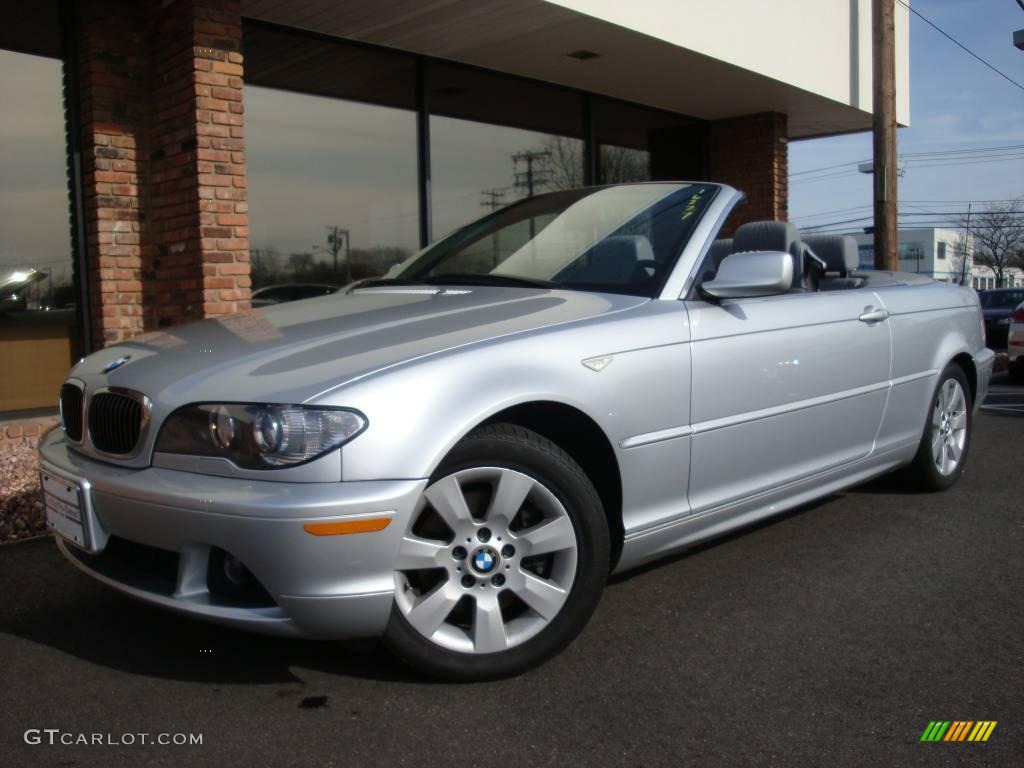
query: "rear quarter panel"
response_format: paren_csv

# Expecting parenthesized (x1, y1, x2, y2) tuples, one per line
(874, 281, 983, 453)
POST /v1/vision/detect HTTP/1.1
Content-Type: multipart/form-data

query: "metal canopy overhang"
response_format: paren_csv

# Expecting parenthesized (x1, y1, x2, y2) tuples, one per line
(240, 0, 873, 140)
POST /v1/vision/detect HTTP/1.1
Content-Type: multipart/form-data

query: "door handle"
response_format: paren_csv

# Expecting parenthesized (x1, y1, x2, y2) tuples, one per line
(859, 307, 889, 323)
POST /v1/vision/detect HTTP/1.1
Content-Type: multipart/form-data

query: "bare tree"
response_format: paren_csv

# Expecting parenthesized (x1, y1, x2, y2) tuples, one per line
(543, 136, 585, 191)
(958, 199, 1024, 288)
(541, 136, 651, 191)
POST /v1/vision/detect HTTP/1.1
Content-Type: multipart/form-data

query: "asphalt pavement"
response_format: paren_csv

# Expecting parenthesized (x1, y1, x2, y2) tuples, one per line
(2, 375, 1022, 768)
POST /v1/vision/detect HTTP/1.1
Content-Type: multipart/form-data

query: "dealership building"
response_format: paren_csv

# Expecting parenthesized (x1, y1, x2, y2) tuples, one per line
(0, 0, 909, 431)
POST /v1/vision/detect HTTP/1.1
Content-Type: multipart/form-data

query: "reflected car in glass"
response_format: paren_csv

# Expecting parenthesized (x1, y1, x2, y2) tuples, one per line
(39, 183, 994, 680)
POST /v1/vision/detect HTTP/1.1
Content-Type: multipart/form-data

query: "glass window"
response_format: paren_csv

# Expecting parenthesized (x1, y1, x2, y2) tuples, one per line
(593, 98, 704, 183)
(244, 25, 420, 287)
(391, 183, 716, 297)
(430, 116, 585, 238)
(0, 48, 78, 413)
(858, 244, 875, 270)
(937, 241, 947, 260)
(428, 63, 584, 238)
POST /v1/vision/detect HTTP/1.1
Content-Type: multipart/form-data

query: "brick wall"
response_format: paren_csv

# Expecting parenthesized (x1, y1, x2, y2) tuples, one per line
(709, 112, 788, 236)
(73, 0, 250, 347)
(0, 417, 60, 454)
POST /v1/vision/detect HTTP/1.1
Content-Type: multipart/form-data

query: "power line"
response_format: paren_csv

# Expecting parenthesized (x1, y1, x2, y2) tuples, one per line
(791, 144, 1024, 181)
(895, 0, 1024, 93)
(901, 143, 1024, 158)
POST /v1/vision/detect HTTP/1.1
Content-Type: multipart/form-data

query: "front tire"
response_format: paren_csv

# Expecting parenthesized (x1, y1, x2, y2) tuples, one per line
(905, 363, 972, 491)
(384, 423, 609, 681)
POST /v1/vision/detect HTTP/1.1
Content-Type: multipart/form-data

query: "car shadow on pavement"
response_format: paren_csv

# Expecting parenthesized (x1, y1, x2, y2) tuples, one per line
(0, 538, 426, 686)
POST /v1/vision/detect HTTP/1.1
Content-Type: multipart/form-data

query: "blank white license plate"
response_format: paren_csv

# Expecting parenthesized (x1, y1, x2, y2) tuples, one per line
(41, 472, 88, 549)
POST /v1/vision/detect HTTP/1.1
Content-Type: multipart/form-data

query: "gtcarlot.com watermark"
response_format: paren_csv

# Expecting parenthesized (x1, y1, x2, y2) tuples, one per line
(25, 729, 202, 746)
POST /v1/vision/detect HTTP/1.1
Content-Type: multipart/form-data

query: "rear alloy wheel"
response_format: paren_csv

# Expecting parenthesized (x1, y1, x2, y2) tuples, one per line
(906, 364, 973, 491)
(384, 424, 608, 680)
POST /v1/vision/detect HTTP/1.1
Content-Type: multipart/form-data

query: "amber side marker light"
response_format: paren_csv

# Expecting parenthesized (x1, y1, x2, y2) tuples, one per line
(303, 518, 392, 536)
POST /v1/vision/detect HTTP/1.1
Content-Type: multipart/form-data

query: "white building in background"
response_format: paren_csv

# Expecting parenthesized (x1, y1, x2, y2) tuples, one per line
(852, 228, 1023, 288)
(852, 228, 972, 283)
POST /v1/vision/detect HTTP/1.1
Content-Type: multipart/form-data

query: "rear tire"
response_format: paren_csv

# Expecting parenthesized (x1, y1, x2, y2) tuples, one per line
(904, 363, 972, 492)
(384, 423, 609, 681)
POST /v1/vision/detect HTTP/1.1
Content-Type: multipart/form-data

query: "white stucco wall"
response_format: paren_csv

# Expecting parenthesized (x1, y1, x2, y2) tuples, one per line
(544, 0, 910, 124)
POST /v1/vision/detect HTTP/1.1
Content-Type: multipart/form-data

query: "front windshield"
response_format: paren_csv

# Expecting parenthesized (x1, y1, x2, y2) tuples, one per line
(390, 183, 717, 297)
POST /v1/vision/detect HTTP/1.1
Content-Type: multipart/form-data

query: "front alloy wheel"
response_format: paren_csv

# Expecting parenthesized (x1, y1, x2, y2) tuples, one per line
(384, 424, 609, 680)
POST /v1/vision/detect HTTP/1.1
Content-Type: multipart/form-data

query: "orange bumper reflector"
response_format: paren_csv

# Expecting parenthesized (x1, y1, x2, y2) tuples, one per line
(303, 517, 392, 536)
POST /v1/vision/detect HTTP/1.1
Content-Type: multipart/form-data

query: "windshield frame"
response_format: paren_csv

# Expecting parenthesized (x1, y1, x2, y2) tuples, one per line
(386, 183, 723, 299)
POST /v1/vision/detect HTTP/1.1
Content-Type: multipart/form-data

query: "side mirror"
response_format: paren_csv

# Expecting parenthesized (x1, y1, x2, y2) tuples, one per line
(700, 251, 794, 300)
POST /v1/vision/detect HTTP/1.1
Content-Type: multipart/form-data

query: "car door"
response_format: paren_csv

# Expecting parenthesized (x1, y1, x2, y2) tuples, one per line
(684, 289, 892, 515)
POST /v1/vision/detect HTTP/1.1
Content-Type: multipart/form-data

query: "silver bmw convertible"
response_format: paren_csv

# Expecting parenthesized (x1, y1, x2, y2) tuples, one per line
(39, 183, 994, 680)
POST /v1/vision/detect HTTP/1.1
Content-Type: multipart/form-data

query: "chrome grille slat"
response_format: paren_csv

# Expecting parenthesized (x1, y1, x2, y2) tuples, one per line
(88, 391, 144, 455)
(59, 382, 84, 442)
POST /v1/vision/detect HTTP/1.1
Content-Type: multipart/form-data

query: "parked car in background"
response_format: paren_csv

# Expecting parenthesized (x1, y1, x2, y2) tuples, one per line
(250, 283, 339, 308)
(1008, 300, 1024, 383)
(978, 288, 1024, 349)
(40, 183, 994, 680)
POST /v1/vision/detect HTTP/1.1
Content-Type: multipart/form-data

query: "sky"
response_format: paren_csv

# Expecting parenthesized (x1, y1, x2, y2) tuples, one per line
(0, 50, 70, 278)
(788, 0, 1024, 235)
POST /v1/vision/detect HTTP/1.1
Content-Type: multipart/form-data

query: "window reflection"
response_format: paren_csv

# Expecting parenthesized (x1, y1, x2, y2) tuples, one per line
(246, 86, 419, 289)
(430, 116, 584, 238)
(0, 48, 78, 413)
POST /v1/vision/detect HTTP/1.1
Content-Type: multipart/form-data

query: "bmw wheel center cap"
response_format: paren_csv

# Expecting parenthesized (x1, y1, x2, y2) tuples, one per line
(470, 546, 500, 575)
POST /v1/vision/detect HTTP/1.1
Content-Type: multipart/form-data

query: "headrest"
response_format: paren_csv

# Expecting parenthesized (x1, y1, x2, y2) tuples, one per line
(708, 238, 733, 268)
(733, 221, 801, 255)
(803, 235, 858, 277)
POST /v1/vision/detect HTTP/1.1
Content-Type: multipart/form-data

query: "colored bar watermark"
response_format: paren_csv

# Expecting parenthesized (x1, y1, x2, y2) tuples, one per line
(920, 721, 997, 742)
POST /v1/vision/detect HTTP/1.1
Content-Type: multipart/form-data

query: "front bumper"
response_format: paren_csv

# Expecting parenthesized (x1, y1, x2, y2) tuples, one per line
(39, 429, 426, 639)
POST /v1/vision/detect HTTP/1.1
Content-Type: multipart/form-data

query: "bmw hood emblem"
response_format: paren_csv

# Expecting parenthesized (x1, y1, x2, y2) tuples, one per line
(103, 355, 131, 373)
(470, 546, 499, 574)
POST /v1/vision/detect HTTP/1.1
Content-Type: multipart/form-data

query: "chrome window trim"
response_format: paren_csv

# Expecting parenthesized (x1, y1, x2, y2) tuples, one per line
(85, 386, 153, 460)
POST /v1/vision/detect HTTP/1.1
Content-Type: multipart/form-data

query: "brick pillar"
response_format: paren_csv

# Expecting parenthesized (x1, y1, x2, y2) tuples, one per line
(75, 0, 150, 346)
(148, 0, 250, 328)
(708, 112, 788, 235)
(74, 0, 250, 347)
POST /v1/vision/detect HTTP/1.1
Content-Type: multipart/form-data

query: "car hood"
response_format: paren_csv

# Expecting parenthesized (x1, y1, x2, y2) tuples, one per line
(73, 286, 646, 405)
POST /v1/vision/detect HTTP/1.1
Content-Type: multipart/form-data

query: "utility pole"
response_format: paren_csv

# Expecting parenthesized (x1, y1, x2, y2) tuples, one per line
(959, 203, 972, 285)
(480, 189, 506, 211)
(480, 190, 507, 266)
(320, 225, 351, 283)
(872, 0, 899, 271)
(512, 151, 551, 238)
(512, 151, 551, 199)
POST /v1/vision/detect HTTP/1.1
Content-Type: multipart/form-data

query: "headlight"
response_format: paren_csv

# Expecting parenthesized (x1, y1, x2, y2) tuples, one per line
(155, 403, 367, 469)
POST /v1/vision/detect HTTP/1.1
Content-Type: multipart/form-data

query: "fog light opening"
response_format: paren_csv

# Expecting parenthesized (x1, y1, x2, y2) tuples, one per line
(223, 553, 252, 586)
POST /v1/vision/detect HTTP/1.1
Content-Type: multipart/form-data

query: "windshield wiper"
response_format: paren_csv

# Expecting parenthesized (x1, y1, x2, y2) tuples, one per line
(422, 273, 557, 289)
